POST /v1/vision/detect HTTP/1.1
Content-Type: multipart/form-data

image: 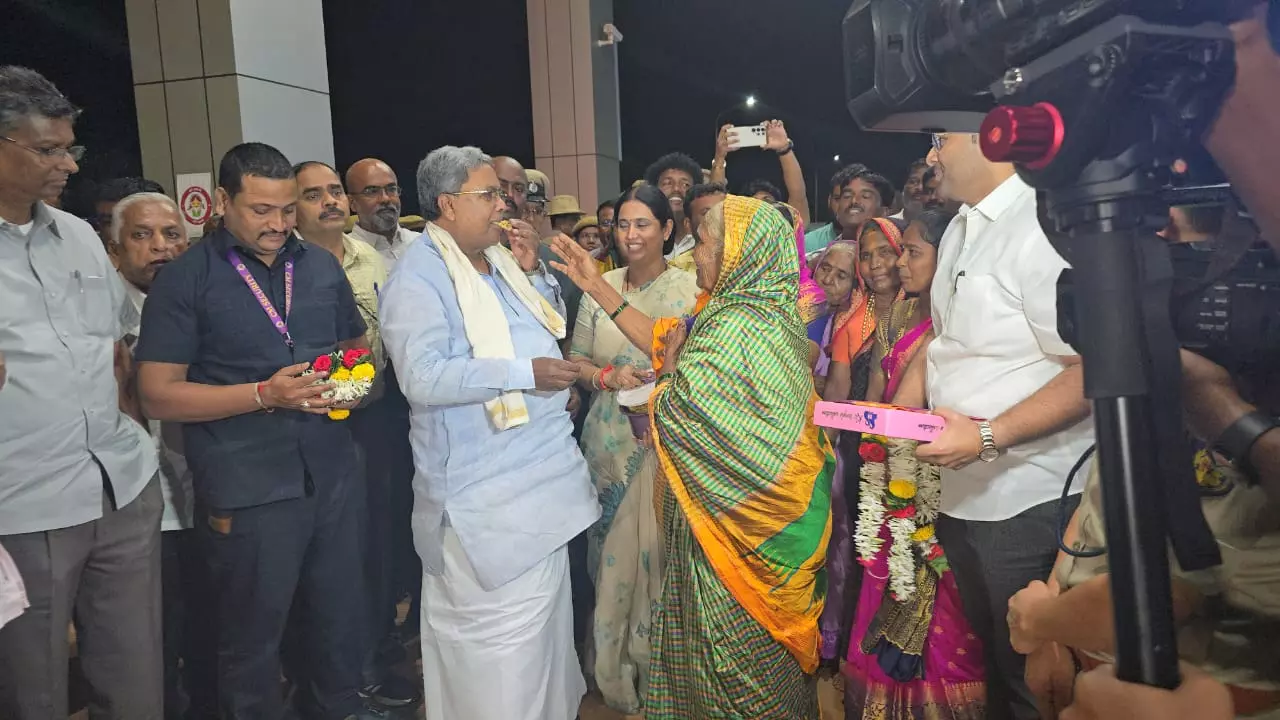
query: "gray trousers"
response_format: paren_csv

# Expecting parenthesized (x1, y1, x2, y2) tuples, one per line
(0, 475, 163, 720)
(936, 494, 1080, 720)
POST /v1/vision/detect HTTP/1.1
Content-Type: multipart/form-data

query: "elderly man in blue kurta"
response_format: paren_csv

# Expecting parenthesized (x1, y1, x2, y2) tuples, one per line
(379, 145, 598, 720)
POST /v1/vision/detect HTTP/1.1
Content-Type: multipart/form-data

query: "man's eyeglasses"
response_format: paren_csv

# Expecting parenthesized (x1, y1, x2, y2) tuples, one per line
(447, 188, 503, 203)
(356, 184, 400, 199)
(1, 136, 85, 162)
(931, 134, 945, 151)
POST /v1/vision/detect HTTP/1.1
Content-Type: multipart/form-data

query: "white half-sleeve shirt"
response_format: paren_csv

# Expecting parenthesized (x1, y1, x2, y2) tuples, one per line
(926, 174, 1094, 521)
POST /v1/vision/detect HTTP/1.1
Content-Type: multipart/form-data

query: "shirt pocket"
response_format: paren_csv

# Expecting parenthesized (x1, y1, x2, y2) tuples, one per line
(74, 274, 117, 339)
(943, 273, 1020, 352)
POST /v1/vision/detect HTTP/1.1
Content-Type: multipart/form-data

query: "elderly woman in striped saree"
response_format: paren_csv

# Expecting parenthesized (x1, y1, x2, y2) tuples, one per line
(552, 195, 833, 718)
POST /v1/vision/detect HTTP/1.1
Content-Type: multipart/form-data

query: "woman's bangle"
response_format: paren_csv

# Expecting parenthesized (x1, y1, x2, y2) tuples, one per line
(254, 381, 274, 413)
(609, 299, 630, 321)
(600, 364, 615, 390)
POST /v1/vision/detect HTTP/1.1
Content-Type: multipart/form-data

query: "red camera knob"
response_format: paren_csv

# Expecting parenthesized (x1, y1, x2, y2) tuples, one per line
(980, 103, 1065, 170)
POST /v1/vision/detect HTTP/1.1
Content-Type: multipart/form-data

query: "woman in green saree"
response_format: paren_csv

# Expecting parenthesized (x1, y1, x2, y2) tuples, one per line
(552, 195, 834, 718)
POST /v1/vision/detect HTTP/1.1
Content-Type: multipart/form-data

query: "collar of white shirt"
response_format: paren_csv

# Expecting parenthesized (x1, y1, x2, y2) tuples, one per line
(961, 173, 1033, 224)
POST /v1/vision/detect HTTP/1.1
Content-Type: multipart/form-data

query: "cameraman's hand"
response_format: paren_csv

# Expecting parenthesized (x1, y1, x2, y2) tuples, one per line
(1179, 350, 1250, 443)
(1061, 662, 1232, 720)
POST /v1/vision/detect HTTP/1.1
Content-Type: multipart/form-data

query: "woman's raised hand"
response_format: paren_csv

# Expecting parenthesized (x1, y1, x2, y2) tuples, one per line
(549, 233, 602, 290)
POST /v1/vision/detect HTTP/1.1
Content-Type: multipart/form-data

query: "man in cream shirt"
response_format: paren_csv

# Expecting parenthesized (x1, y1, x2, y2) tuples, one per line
(916, 132, 1094, 720)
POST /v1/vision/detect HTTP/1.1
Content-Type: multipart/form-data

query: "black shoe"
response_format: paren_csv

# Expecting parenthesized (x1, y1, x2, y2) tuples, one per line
(358, 674, 421, 709)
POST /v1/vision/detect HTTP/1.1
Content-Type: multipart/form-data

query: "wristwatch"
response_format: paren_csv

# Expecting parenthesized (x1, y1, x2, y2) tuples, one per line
(978, 421, 1000, 463)
(775, 140, 795, 156)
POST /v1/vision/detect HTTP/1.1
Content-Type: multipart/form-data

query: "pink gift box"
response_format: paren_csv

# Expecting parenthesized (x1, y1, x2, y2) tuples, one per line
(813, 401, 947, 442)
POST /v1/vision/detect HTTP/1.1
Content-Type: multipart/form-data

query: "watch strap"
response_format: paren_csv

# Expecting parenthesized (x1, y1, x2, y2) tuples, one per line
(1214, 410, 1279, 480)
(775, 140, 795, 156)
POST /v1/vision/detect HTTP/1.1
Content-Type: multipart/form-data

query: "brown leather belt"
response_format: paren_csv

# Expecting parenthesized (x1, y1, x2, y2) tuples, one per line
(1072, 648, 1280, 717)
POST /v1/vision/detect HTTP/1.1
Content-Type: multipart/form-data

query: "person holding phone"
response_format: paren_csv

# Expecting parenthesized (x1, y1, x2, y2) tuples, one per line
(711, 119, 812, 226)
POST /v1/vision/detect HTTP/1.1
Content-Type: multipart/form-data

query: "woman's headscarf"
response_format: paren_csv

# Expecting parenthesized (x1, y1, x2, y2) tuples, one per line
(648, 195, 835, 672)
(830, 217, 905, 364)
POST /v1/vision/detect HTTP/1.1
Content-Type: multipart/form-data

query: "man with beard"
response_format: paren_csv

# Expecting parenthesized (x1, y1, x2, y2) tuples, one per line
(136, 143, 382, 719)
(643, 152, 701, 257)
(832, 164, 894, 244)
(109, 192, 217, 719)
(0, 66, 161, 720)
(346, 157, 419, 270)
(292, 161, 419, 711)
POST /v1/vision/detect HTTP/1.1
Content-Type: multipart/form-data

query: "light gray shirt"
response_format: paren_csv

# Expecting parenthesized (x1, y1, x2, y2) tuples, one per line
(0, 202, 158, 534)
(350, 223, 420, 272)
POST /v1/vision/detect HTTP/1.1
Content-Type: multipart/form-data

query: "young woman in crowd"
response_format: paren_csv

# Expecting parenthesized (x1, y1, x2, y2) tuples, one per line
(840, 208, 987, 720)
(567, 184, 699, 715)
(550, 196, 832, 719)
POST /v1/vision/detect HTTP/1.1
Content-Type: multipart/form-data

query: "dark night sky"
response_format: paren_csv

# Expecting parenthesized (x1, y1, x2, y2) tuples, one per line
(5, 0, 927, 222)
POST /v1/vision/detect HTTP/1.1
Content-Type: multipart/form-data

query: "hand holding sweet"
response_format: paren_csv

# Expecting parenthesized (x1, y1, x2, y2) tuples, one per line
(506, 218, 541, 272)
(606, 364, 651, 391)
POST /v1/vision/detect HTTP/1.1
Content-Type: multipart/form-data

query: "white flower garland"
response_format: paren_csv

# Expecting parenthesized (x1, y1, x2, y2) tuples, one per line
(853, 435, 946, 602)
(855, 458, 887, 562)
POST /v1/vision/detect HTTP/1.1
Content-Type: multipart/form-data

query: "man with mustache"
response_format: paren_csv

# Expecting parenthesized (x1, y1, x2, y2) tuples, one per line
(292, 161, 420, 710)
(136, 143, 383, 719)
(0, 65, 162, 720)
(347, 157, 419, 270)
(108, 192, 216, 718)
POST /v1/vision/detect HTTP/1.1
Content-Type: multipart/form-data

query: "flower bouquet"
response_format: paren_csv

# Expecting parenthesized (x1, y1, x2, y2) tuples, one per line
(307, 348, 375, 420)
(854, 434, 948, 601)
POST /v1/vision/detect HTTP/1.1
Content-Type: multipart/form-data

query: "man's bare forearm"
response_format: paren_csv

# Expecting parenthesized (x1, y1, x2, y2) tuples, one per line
(141, 379, 260, 423)
(779, 151, 811, 225)
(1029, 575, 1201, 655)
(991, 363, 1091, 449)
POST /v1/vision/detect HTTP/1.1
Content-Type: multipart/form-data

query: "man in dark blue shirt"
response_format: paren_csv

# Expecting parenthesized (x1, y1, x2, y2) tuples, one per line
(136, 143, 380, 720)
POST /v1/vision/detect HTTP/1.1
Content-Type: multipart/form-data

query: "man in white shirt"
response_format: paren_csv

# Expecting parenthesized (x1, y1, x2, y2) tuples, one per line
(109, 192, 216, 717)
(346, 157, 420, 270)
(917, 132, 1094, 720)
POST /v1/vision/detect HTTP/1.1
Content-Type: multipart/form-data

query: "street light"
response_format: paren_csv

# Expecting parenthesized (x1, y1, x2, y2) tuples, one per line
(833, 154, 841, 163)
(745, 95, 757, 108)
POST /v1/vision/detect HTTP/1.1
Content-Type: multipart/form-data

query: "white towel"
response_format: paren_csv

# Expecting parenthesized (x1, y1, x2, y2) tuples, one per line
(426, 222, 566, 430)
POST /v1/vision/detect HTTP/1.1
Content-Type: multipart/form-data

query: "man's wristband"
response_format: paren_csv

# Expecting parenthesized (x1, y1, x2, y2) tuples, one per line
(1214, 410, 1279, 481)
(775, 140, 795, 156)
(524, 259, 548, 278)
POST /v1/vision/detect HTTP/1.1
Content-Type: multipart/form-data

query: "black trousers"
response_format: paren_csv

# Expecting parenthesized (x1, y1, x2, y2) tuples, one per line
(349, 388, 417, 685)
(161, 528, 218, 719)
(198, 471, 366, 720)
(936, 494, 1081, 720)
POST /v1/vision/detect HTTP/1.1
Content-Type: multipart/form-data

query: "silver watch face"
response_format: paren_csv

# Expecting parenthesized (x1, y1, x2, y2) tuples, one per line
(979, 447, 1000, 463)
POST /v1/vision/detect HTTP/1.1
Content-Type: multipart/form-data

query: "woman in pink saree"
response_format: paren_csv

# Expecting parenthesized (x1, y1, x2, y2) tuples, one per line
(844, 209, 987, 719)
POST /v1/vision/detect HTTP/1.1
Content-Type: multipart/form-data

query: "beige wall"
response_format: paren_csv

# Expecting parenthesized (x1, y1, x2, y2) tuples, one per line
(125, 0, 334, 193)
(527, 0, 621, 213)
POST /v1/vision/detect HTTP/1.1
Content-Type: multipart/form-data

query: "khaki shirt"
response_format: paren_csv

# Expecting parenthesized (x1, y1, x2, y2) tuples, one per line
(341, 234, 388, 369)
(1059, 459, 1280, 695)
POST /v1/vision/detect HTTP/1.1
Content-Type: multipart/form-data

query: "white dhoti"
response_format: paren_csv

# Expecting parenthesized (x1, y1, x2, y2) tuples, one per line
(420, 526, 585, 720)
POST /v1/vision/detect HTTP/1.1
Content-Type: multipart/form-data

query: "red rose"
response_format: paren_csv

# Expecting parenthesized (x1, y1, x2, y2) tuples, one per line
(887, 506, 916, 519)
(312, 354, 332, 373)
(859, 441, 888, 463)
(926, 544, 945, 560)
(342, 348, 367, 369)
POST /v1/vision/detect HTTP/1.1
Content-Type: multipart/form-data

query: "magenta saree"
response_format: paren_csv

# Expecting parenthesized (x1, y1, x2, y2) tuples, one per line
(843, 320, 986, 719)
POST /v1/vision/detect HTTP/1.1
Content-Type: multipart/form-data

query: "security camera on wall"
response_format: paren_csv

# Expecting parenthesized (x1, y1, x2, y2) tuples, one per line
(597, 23, 623, 47)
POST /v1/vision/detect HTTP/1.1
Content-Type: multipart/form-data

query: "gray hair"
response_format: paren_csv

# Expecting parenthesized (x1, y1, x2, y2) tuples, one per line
(0, 66, 80, 134)
(111, 192, 181, 246)
(416, 145, 493, 221)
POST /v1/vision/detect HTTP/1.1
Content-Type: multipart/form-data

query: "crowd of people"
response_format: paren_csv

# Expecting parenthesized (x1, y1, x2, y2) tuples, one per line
(3, 6, 1280, 719)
